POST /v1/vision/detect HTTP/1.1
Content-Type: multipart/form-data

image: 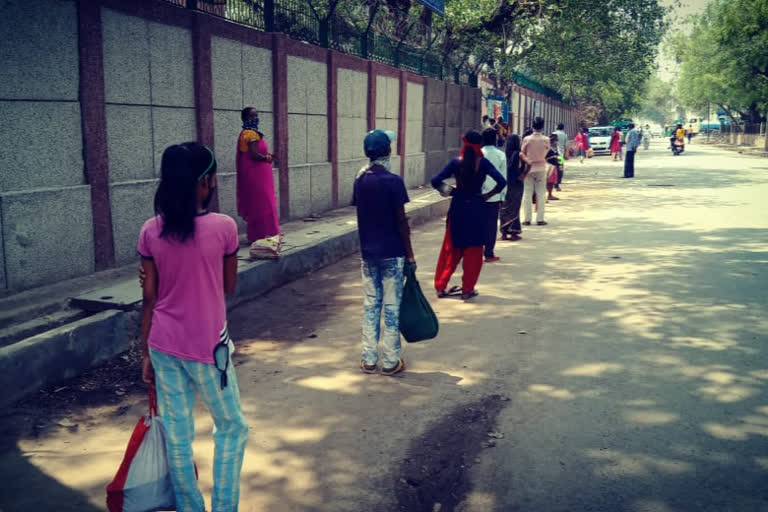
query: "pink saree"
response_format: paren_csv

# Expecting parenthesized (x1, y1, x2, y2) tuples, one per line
(236, 130, 280, 243)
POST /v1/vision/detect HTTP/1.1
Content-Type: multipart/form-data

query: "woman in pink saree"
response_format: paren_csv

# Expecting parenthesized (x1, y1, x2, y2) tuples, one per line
(236, 107, 281, 258)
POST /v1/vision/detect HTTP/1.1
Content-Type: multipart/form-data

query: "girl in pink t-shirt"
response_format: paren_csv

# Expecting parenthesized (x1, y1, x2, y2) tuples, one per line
(138, 142, 248, 511)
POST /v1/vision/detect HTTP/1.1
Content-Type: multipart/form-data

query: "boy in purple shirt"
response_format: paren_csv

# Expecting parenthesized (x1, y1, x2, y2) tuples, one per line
(353, 129, 415, 376)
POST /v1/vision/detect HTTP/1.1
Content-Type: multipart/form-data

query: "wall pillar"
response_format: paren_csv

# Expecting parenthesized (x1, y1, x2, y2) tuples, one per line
(398, 70, 407, 178)
(273, 34, 290, 219)
(191, 11, 216, 210)
(367, 61, 376, 131)
(77, 0, 115, 270)
(328, 51, 339, 206)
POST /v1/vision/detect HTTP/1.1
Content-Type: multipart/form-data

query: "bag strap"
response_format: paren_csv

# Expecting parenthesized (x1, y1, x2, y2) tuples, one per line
(148, 384, 159, 417)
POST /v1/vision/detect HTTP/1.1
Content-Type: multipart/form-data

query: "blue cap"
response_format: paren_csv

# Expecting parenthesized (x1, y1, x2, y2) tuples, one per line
(363, 129, 396, 159)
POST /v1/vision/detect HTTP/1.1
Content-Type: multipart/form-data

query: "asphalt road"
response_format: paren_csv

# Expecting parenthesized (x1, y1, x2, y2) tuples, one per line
(1, 140, 766, 512)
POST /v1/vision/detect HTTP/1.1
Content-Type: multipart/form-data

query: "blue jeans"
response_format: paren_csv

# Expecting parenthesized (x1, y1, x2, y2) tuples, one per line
(361, 257, 404, 368)
(150, 349, 249, 512)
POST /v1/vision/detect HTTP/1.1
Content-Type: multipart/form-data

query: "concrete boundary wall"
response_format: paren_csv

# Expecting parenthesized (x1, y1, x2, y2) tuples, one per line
(1, 0, 488, 292)
(510, 86, 578, 138)
(0, 190, 448, 407)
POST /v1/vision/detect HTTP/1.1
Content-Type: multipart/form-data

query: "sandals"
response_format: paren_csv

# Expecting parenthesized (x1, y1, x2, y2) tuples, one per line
(461, 290, 479, 301)
(360, 360, 377, 374)
(437, 285, 461, 298)
(381, 358, 405, 376)
(438, 286, 479, 301)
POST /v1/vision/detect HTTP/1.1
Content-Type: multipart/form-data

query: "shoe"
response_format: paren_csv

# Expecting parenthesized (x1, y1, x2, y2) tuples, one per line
(381, 358, 405, 376)
(549, 196, 560, 200)
(523, 221, 531, 226)
(555, 186, 561, 191)
(485, 256, 500, 263)
(537, 221, 548, 226)
(508, 234, 522, 241)
(360, 360, 377, 374)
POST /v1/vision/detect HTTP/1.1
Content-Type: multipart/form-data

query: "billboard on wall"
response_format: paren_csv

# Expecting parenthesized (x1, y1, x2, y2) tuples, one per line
(487, 95, 509, 122)
(418, 0, 445, 15)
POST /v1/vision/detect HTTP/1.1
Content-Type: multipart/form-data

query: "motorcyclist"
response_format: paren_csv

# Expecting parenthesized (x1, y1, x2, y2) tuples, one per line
(671, 123, 685, 154)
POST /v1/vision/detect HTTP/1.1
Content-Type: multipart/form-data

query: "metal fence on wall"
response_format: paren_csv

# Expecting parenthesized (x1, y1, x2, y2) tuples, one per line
(163, 0, 477, 86)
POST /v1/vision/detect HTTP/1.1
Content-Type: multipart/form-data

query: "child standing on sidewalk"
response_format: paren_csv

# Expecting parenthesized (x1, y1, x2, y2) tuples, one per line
(139, 142, 248, 512)
(354, 130, 415, 376)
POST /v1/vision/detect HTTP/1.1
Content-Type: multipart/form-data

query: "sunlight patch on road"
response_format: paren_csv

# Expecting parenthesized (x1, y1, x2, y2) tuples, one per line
(702, 406, 768, 440)
(459, 491, 497, 510)
(631, 499, 678, 512)
(562, 362, 624, 377)
(667, 336, 746, 352)
(240, 449, 322, 498)
(625, 398, 656, 407)
(587, 449, 693, 478)
(274, 427, 328, 443)
(284, 344, 347, 366)
(622, 409, 680, 425)
(526, 384, 576, 400)
(697, 384, 758, 403)
(295, 371, 365, 394)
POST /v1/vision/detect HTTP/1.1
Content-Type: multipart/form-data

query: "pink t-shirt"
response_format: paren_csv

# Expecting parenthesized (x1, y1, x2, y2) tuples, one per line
(522, 132, 551, 173)
(137, 213, 239, 363)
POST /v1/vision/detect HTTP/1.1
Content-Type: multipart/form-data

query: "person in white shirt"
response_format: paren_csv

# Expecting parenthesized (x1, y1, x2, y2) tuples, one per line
(481, 128, 507, 262)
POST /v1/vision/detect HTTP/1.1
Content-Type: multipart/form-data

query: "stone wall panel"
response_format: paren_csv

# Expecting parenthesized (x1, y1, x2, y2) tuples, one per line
(1, 186, 94, 290)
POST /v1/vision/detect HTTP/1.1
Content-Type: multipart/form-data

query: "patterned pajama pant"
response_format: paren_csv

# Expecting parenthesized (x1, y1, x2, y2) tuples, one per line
(150, 349, 249, 512)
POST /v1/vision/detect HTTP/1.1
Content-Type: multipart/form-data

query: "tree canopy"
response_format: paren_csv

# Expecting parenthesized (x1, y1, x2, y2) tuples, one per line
(671, 0, 768, 128)
(299, 0, 669, 121)
(635, 75, 676, 126)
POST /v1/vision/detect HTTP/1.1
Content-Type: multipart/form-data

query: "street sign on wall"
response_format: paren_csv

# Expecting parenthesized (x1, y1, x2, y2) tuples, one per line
(418, 0, 445, 15)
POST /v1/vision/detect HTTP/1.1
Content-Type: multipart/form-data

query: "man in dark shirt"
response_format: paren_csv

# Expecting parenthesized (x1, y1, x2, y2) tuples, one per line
(353, 129, 415, 376)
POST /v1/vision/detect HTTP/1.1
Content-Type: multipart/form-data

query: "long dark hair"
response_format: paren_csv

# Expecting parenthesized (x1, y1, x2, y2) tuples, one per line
(506, 134, 522, 177)
(457, 130, 482, 189)
(505, 133, 521, 156)
(154, 142, 217, 242)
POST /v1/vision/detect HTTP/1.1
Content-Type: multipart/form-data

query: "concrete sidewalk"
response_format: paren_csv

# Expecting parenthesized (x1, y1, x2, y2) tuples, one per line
(0, 188, 449, 407)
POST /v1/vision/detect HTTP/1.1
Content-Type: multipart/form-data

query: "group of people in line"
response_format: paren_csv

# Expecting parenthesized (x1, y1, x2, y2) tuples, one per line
(351, 116, 568, 382)
(481, 114, 511, 148)
(132, 107, 614, 509)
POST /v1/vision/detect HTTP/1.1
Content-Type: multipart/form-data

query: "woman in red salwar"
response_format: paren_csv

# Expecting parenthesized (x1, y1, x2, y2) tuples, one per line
(431, 130, 506, 301)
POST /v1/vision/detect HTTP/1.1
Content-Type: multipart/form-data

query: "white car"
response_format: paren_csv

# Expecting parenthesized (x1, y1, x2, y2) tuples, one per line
(588, 126, 613, 154)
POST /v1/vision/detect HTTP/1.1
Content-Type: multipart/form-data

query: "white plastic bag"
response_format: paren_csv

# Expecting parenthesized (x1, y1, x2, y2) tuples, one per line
(107, 391, 175, 512)
(249, 234, 282, 260)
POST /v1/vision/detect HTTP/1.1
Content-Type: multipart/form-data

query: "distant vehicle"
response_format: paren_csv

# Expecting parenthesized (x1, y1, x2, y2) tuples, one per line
(686, 118, 702, 136)
(700, 121, 721, 134)
(588, 126, 613, 154)
(651, 128, 662, 137)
